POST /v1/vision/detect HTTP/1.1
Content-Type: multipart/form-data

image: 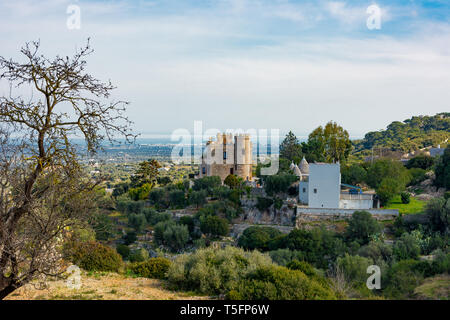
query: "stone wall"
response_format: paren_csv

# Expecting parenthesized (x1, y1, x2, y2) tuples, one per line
(231, 223, 294, 238)
(240, 198, 296, 226)
(295, 207, 398, 227)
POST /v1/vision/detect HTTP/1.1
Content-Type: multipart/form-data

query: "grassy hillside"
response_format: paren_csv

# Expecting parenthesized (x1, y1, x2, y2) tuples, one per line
(384, 195, 427, 215)
(5, 271, 209, 300)
(353, 112, 449, 155)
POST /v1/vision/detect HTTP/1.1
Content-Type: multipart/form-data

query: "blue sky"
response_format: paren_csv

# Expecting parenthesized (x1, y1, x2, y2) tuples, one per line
(0, 0, 449, 138)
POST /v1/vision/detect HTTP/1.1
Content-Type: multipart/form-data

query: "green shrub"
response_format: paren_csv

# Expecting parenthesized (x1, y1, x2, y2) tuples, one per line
(144, 209, 171, 226)
(400, 192, 411, 204)
(129, 257, 171, 279)
(154, 220, 190, 252)
(238, 226, 282, 251)
(358, 241, 393, 265)
(425, 197, 450, 233)
(408, 168, 427, 186)
(129, 248, 150, 263)
(286, 260, 316, 276)
(376, 178, 403, 206)
(406, 155, 435, 170)
(200, 215, 229, 237)
(67, 241, 123, 272)
(384, 260, 424, 299)
(167, 246, 273, 295)
(345, 211, 381, 245)
(268, 249, 303, 266)
(123, 231, 137, 245)
(263, 174, 298, 196)
(116, 244, 130, 260)
(270, 227, 343, 269)
(169, 189, 186, 208)
(227, 265, 336, 300)
(336, 254, 373, 286)
(393, 233, 421, 260)
(193, 176, 222, 194)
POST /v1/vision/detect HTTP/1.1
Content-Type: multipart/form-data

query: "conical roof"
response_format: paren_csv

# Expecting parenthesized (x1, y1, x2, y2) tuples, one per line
(293, 164, 302, 177)
(299, 157, 309, 174)
(289, 161, 295, 170)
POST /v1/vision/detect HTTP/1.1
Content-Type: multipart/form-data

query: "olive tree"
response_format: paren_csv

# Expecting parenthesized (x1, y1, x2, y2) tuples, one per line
(0, 40, 133, 299)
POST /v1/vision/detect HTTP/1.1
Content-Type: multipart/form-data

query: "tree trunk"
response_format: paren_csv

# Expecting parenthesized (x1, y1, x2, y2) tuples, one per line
(0, 278, 18, 300)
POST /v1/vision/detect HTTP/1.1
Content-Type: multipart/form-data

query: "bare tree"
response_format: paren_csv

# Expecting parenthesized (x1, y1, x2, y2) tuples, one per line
(0, 39, 134, 299)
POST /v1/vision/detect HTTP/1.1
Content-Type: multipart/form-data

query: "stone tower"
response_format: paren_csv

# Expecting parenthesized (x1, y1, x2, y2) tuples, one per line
(198, 133, 252, 182)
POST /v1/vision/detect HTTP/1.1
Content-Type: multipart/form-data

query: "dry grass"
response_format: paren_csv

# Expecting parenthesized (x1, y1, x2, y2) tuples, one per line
(5, 271, 209, 300)
(414, 274, 450, 300)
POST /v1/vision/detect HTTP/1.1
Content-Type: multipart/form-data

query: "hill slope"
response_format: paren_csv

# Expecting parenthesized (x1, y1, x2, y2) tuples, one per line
(353, 112, 449, 154)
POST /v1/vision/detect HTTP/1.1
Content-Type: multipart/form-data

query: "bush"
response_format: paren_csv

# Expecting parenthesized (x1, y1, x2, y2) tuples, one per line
(193, 176, 222, 194)
(169, 189, 186, 208)
(341, 164, 367, 186)
(167, 246, 273, 295)
(358, 241, 393, 265)
(425, 197, 450, 233)
(345, 211, 381, 245)
(129, 248, 150, 263)
(376, 178, 403, 206)
(238, 226, 282, 251)
(224, 174, 242, 189)
(384, 260, 424, 299)
(129, 257, 171, 279)
(336, 254, 373, 286)
(400, 192, 411, 204)
(227, 265, 336, 300)
(408, 168, 427, 186)
(143, 208, 171, 226)
(154, 220, 189, 252)
(123, 231, 137, 245)
(163, 224, 190, 252)
(405, 155, 435, 170)
(128, 213, 147, 232)
(269, 227, 342, 269)
(256, 197, 273, 211)
(189, 190, 208, 208)
(433, 146, 450, 189)
(263, 174, 298, 196)
(268, 249, 303, 266)
(366, 159, 411, 189)
(116, 244, 130, 260)
(67, 241, 123, 272)
(148, 188, 166, 205)
(128, 183, 152, 201)
(116, 200, 145, 215)
(393, 233, 421, 260)
(200, 215, 229, 237)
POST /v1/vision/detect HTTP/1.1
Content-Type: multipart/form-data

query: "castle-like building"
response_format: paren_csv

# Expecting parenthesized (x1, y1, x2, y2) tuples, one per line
(197, 133, 252, 182)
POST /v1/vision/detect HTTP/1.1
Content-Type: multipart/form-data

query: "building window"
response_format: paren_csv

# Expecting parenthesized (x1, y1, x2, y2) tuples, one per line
(303, 188, 306, 193)
(202, 167, 206, 174)
(230, 168, 234, 174)
(314, 188, 317, 194)
(223, 151, 227, 160)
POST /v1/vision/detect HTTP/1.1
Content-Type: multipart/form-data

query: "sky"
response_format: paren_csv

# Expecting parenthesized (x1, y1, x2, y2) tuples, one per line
(0, 0, 449, 139)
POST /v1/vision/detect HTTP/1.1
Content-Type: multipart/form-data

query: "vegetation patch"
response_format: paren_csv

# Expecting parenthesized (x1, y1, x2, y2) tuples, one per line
(385, 195, 426, 215)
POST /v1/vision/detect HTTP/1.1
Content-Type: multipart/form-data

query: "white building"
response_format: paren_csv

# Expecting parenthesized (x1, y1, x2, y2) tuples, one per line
(296, 159, 377, 210)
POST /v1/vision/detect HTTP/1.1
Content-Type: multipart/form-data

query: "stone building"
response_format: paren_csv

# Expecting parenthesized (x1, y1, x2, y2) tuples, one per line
(296, 158, 379, 209)
(197, 133, 253, 182)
